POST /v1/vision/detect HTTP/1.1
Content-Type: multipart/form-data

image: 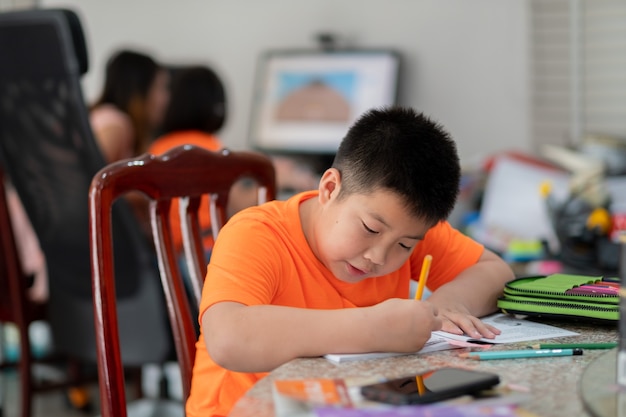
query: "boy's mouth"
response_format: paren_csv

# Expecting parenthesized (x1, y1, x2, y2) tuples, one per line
(346, 262, 369, 277)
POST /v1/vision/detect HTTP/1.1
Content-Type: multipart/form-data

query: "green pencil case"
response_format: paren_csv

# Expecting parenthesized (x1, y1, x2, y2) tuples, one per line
(497, 273, 619, 323)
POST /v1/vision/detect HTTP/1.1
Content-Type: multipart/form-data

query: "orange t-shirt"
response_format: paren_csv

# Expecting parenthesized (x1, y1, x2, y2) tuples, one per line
(147, 130, 222, 253)
(186, 191, 484, 417)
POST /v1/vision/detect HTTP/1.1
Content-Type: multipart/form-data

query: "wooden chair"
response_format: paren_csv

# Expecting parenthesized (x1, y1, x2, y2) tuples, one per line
(89, 145, 276, 417)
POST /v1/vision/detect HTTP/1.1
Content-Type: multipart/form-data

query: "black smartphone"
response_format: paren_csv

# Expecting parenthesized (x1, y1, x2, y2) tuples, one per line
(360, 367, 500, 405)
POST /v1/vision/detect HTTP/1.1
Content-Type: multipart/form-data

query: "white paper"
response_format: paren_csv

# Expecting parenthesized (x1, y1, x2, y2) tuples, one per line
(323, 313, 579, 364)
(433, 313, 579, 344)
(324, 334, 458, 364)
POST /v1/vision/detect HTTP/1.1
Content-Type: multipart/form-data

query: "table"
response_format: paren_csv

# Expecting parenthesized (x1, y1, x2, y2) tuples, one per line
(229, 319, 617, 417)
(581, 349, 624, 417)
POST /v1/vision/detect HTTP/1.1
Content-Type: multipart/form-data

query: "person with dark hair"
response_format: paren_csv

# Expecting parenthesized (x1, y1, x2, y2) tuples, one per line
(159, 65, 226, 135)
(90, 49, 170, 162)
(186, 106, 515, 417)
(148, 65, 258, 256)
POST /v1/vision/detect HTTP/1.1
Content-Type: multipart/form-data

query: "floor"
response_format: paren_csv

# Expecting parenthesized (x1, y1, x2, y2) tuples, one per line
(0, 362, 183, 417)
(0, 368, 101, 417)
(0, 323, 183, 417)
(1, 322, 101, 417)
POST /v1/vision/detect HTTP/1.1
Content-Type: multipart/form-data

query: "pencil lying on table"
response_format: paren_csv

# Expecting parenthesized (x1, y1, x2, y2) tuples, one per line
(460, 348, 583, 360)
(528, 342, 617, 350)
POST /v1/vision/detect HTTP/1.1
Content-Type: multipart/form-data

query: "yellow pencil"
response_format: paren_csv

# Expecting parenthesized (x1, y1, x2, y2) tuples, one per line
(416, 374, 426, 394)
(415, 254, 432, 301)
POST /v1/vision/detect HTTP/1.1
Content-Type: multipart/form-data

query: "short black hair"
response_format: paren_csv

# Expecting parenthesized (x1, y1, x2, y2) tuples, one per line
(332, 107, 460, 225)
(160, 65, 226, 134)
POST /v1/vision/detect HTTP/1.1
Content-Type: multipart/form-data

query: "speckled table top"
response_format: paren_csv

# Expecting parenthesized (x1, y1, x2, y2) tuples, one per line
(229, 319, 618, 417)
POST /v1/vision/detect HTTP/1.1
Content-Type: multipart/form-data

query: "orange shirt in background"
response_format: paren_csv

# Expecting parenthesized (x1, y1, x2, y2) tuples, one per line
(147, 130, 222, 253)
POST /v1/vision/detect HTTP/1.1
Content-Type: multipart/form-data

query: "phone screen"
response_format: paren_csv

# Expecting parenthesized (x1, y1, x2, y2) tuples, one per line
(360, 367, 500, 405)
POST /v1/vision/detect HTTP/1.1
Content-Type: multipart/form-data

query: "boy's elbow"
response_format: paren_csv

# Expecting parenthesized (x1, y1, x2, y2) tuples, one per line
(480, 249, 515, 283)
(496, 258, 515, 283)
(202, 303, 250, 370)
(205, 332, 240, 369)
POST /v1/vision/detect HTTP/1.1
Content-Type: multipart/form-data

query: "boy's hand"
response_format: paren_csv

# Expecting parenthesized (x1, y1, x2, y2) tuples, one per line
(368, 299, 442, 353)
(436, 304, 500, 339)
(423, 248, 513, 340)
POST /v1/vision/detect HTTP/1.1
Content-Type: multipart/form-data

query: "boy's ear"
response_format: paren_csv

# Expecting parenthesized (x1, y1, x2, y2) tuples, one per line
(318, 168, 341, 204)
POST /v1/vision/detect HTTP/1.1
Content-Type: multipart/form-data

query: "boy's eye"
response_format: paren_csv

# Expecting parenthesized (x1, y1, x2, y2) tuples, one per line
(399, 243, 412, 251)
(362, 222, 378, 234)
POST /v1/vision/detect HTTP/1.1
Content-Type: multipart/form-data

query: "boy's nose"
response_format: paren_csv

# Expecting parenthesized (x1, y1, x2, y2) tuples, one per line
(363, 245, 388, 266)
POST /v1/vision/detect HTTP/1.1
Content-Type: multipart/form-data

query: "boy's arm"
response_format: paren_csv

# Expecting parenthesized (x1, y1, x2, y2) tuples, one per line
(202, 298, 441, 373)
(425, 248, 514, 339)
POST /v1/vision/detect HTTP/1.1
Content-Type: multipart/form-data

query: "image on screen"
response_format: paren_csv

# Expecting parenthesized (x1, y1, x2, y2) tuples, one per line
(249, 49, 401, 154)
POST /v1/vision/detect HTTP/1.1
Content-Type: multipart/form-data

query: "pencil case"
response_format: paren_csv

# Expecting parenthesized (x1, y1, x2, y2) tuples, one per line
(497, 273, 619, 323)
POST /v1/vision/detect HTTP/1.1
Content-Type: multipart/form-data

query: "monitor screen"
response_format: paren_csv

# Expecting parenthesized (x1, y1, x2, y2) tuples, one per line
(248, 49, 401, 154)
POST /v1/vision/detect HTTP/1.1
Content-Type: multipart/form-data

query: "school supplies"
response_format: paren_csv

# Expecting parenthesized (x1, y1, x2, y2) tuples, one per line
(496, 273, 619, 322)
(528, 342, 617, 350)
(415, 254, 432, 301)
(460, 348, 583, 361)
(324, 313, 578, 363)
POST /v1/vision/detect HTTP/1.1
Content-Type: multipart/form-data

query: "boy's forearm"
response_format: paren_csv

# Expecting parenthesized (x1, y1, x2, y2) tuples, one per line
(203, 302, 377, 373)
(428, 250, 514, 317)
(203, 298, 438, 373)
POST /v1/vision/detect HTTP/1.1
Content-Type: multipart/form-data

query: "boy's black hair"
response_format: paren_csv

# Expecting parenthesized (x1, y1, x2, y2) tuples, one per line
(332, 106, 460, 225)
(160, 65, 226, 134)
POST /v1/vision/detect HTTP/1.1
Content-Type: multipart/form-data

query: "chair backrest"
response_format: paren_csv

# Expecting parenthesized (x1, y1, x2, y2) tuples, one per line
(0, 7, 104, 299)
(89, 145, 276, 416)
(0, 8, 172, 365)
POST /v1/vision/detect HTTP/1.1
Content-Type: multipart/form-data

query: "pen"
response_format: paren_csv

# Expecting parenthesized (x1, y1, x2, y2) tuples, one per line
(528, 342, 617, 350)
(415, 254, 432, 301)
(460, 348, 583, 360)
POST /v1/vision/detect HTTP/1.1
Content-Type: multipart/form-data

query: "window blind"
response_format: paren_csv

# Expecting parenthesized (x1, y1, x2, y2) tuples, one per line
(531, 0, 626, 149)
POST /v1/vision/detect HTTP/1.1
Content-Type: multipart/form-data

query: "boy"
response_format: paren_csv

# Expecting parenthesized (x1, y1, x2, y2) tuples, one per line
(186, 107, 515, 417)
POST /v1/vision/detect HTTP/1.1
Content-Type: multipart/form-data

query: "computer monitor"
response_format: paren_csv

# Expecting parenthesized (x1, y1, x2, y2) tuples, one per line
(248, 49, 401, 154)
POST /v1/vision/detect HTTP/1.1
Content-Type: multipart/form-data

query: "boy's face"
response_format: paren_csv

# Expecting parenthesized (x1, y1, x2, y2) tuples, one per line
(311, 169, 432, 284)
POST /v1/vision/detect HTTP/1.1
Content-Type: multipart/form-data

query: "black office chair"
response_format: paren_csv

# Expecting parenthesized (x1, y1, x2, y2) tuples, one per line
(0, 5, 173, 403)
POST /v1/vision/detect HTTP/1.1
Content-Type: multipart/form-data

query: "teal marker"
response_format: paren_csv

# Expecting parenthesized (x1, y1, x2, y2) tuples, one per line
(461, 348, 583, 361)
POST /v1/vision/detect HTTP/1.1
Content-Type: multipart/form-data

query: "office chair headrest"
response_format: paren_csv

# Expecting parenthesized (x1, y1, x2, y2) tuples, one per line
(57, 9, 89, 76)
(0, 8, 89, 77)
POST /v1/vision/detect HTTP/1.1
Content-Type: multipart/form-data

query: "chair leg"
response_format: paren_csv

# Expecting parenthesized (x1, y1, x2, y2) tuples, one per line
(132, 366, 144, 399)
(17, 323, 32, 417)
(0, 323, 4, 415)
(0, 324, 4, 417)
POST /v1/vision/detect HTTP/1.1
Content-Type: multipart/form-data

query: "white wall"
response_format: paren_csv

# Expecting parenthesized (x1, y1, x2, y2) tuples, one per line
(40, 0, 531, 164)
